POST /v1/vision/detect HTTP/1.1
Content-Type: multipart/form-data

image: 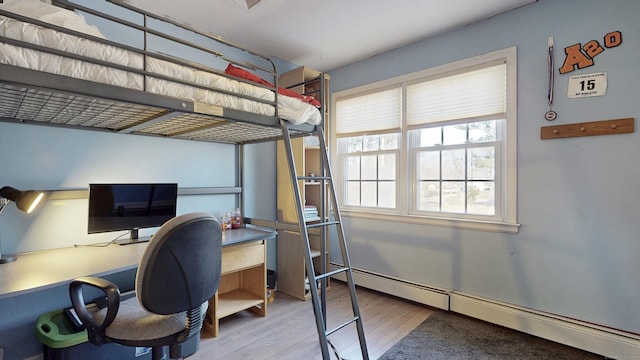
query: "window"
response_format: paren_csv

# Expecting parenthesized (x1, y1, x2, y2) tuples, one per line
(333, 48, 518, 233)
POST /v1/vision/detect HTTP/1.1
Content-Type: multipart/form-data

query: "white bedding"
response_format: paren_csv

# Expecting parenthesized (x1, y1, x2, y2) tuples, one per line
(0, 0, 321, 126)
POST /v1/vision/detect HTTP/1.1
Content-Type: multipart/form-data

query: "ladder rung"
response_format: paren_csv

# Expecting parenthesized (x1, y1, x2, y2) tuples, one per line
(313, 267, 348, 281)
(306, 220, 339, 229)
(326, 317, 360, 337)
(298, 176, 331, 181)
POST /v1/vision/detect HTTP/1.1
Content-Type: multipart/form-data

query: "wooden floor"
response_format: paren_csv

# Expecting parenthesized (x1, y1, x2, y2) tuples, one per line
(194, 281, 434, 360)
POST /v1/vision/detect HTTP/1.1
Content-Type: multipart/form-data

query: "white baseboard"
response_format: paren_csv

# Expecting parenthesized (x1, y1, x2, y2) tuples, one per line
(330, 263, 640, 359)
(330, 263, 450, 310)
(449, 292, 640, 359)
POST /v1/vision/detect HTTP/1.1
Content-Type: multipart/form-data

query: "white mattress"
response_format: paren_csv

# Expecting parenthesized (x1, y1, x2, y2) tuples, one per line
(0, 2, 321, 126)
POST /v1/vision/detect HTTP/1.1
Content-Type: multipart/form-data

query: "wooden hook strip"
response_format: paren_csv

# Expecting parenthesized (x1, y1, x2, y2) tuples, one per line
(540, 118, 634, 140)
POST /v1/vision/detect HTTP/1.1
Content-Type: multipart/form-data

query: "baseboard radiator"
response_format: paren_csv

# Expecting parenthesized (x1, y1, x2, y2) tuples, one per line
(330, 262, 450, 310)
(331, 263, 640, 359)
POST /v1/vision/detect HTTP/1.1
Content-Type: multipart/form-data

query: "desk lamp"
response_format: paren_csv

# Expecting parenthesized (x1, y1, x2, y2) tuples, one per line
(0, 186, 45, 264)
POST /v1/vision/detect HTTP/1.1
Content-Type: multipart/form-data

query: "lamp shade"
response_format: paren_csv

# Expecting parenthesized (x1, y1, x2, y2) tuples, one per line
(0, 186, 44, 213)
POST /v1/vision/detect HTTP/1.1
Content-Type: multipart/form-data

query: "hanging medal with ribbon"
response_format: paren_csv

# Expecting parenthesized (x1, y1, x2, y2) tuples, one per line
(545, 36, 557, 121)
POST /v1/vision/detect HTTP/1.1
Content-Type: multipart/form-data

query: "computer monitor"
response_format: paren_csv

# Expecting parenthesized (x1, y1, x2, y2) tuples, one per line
(88, 183, 178, 244)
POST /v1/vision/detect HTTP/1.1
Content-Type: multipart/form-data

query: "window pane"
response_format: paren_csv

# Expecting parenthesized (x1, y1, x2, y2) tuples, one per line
(443, 124, 467, 145)
(441, 149, 465, 179)
(468, 147, 495, 180)
(420, 127, 442, 147)
(363, 135, 380, 151)
(346, 137, 362, 153)
(468, 181, 495, 215)
(345, 181, 360, 206)
(361, 182, 377, 207)
(379, 181, 396, 208)
(346, 156, 360, 180)
(379, 154, 396, 180)
(361, 155, 377, 180)
(418, 151, 440, 180)
(380, 133, 399, 150)
(442, 181, 465, 213)
(469, 120, 497, 143)
(418, 181, 440, 211)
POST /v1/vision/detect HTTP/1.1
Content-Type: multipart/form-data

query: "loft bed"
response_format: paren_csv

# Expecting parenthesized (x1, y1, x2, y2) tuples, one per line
(0, 0, 323, 144)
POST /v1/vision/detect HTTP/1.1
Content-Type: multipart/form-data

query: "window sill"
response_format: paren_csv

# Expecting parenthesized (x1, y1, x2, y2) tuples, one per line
(341, 210, 520, 234)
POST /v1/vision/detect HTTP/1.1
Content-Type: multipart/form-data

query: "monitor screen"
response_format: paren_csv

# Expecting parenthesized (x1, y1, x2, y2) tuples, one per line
(88, 183, 178, 237)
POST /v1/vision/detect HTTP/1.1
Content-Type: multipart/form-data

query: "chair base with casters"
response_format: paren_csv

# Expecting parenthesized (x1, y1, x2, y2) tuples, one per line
(69, 213, 222, 360)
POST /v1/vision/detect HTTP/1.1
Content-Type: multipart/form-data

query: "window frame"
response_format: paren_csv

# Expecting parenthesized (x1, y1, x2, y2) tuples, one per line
(331, 47, 519, 234)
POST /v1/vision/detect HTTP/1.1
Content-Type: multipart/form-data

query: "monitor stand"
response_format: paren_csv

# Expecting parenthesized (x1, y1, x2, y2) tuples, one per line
(115, 229, 152, 246)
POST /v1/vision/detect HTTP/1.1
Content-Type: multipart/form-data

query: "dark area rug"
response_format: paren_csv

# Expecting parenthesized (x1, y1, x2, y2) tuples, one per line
(378, 310, 607, 359)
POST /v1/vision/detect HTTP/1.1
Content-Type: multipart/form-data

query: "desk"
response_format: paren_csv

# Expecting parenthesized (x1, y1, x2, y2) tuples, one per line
(0, 243, 146, 300)
(0, 226, 275, 303)
(0, 226, 274, 360)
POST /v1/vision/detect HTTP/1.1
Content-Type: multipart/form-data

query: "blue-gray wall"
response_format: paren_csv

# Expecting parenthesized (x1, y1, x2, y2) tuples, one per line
(329, 0, 639, 335)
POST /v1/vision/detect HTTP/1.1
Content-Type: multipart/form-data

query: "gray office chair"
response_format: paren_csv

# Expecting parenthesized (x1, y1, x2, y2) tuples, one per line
(69, 212, 222, 359)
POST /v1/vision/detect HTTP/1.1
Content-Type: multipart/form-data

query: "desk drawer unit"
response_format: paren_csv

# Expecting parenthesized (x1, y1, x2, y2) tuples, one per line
(221, 241, 264, 274)
(204, 239, 266, 337)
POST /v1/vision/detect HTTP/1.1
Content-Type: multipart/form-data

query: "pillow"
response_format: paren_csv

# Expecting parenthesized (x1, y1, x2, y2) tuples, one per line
(278, 86, 321, 108)
(225, 63, 273, 87)
(225, 63, 321, 108)
(1, 0, 105, 38)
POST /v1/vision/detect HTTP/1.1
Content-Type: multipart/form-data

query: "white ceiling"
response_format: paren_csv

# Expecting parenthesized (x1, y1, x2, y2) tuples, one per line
(124, 0, 536, 72)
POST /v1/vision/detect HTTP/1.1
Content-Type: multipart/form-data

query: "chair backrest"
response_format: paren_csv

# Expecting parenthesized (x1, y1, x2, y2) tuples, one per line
(135, 212, 222, 315)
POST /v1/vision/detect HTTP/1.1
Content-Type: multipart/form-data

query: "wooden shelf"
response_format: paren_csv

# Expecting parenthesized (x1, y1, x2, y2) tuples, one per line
(276, 66, 330, 301)
(217, 288, 265, 318)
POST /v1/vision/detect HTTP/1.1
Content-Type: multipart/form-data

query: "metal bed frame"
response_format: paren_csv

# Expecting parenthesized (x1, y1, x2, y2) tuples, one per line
(0, 0, 315, 144)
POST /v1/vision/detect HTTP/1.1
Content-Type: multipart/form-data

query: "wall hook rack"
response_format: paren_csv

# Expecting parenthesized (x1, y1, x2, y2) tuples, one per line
(540, 118, 634, 140)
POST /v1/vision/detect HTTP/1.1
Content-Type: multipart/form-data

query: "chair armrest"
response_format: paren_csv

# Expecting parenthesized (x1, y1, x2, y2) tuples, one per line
(69, 276, 120, 345)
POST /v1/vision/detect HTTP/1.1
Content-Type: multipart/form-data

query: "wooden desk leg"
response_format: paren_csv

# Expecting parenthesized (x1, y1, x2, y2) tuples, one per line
(203, 292, 219, 337)
(245, 265, 267, 317)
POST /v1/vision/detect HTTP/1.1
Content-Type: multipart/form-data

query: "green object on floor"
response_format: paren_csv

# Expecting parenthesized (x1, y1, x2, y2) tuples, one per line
(35, 310, 88, 349)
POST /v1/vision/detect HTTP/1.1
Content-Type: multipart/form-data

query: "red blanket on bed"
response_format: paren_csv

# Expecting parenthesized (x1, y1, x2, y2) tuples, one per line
(225, 64, 321, 108)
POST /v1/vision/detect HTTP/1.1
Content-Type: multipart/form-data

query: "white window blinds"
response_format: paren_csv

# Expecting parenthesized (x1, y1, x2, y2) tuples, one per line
(335, 87, 401, 135)
(407, 64, 506, 126)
